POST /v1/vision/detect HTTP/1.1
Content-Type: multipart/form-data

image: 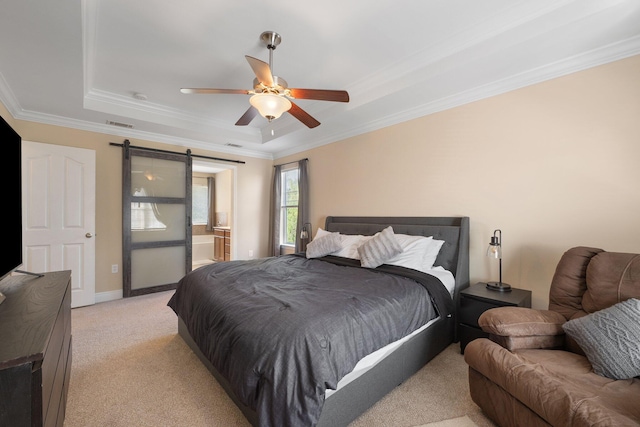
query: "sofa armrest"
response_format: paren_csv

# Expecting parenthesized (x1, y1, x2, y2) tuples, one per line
(478, 307, 567, 351)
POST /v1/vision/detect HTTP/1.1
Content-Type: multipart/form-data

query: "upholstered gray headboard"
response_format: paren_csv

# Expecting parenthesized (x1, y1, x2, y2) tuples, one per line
(324, 216, 470, 299)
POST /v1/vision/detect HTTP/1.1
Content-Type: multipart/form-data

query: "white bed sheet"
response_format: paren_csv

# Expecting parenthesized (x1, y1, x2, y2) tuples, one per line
(325, 269, 455, 399)
(425, 266, 455, 297)
(325, 316, 438, 399)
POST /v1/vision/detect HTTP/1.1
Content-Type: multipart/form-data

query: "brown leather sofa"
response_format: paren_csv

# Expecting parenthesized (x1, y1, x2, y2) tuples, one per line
(464, 247, 640, 426)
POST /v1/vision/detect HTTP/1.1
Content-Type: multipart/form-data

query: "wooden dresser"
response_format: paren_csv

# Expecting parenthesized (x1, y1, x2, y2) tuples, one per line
(213, 227, 231, 261)
(0, 270, 72, 427)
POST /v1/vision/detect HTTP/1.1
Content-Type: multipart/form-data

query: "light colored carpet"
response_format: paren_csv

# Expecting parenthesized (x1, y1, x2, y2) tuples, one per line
(65, 290, 495, 427)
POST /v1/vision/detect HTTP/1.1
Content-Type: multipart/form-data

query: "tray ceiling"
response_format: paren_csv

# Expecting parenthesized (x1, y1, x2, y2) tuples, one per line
(1, 0, 639, 159)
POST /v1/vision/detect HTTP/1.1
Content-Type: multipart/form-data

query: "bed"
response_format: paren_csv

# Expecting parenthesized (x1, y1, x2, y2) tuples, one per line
(169, 216, 469, 427)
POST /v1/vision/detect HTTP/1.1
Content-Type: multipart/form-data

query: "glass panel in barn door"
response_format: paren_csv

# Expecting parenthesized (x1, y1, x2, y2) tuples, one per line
(122, 143, 192, 297)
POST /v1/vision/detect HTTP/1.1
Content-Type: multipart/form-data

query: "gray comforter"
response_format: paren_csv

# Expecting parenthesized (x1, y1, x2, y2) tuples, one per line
(168, 254, 453, 427)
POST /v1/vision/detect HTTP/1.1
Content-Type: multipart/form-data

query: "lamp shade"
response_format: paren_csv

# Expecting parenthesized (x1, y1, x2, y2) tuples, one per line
(485, 229, 510, 292)
(486, 236, 502, 258)
(300, 222, 312, 240)
(249, 93, 292, 121)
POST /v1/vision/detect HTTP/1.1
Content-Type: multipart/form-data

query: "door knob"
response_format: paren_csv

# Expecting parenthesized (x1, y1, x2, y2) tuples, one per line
(85, 233, 93, 238)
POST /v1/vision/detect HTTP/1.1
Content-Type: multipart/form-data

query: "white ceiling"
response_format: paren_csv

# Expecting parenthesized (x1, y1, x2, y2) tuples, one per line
(1, 0, 639, 160)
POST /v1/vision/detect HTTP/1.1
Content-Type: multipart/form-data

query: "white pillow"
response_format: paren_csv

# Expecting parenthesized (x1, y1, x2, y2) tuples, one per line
(314, 228, 332, 239)
(425, 238, 445, 269)
(386, 234, 445, 273)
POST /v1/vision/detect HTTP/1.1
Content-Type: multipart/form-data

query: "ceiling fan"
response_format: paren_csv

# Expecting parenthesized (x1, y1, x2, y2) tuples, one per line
(180, 31, 349, 129)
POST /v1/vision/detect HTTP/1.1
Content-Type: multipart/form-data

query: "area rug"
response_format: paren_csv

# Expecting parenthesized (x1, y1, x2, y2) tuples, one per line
(416, 415, 478, 427)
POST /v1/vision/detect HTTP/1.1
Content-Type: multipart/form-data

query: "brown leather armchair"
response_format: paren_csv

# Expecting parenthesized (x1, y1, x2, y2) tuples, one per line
(464, 247, 640, 427)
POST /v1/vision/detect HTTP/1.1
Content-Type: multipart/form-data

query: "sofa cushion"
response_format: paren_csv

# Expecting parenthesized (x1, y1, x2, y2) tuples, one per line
(479, 307, 566, 337)
(465, 339, 640, 426)
(548, 247, 602, 321)
(582, 252, 640, 314)
(562, 298, 640, 380)
(478, 307, 567, 351)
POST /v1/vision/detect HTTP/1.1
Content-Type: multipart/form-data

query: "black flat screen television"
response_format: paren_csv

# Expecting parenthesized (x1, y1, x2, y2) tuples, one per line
(0, 114, 22, 283)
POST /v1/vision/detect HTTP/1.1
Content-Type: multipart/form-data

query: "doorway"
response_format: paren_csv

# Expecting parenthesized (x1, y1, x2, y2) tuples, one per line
(191, 159, 235, 269)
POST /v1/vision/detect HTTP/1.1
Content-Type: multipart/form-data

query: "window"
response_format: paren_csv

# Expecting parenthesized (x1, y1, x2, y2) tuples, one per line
(192, 178, 209, 225)
(280, 167, 299, 246)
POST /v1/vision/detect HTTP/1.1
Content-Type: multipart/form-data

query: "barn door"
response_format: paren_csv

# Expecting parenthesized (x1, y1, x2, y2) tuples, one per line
(122, 141, 192, 297)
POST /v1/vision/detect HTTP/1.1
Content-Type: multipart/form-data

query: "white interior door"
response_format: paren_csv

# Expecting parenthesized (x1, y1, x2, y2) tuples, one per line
(22, 141, 96, 308)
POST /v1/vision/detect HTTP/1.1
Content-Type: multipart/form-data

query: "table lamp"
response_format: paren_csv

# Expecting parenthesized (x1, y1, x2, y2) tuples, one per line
(486, 229, 511, 292)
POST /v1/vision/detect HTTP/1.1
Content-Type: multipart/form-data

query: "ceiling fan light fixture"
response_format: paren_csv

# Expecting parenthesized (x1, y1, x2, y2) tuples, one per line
(249, 93, 291, 121)
(180, 31, 348, 128)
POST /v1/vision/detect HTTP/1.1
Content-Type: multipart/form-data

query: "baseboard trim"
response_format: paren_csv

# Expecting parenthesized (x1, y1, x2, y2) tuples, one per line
(95, 289, 123, 304)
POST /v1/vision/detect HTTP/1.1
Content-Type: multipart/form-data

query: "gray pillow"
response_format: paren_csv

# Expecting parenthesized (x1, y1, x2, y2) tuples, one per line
(306, 233, 342, 258)
(562, 298, 640, 380)
(358, 226, 402, 269)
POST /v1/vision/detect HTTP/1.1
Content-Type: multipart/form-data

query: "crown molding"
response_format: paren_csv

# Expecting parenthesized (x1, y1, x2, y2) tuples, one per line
(2, 103, 273, 160)
(0, 71, 22, 116)
(83, 88, 260, 143)
(3, 34, 639, 162)
(274, 35, 640, 159)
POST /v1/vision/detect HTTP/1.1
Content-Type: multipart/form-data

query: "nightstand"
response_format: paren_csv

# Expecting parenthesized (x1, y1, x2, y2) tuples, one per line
(459, 282, 532, 353)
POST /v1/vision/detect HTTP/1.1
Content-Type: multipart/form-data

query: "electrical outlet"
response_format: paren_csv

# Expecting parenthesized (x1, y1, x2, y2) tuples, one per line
(248, 250, 254, 258)
(111, 264, 118, 273)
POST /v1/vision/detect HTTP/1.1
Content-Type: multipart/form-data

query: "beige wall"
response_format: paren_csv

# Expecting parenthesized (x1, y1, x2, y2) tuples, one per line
(4, 54, 639, 307)
(1, 101, 273, 295)
(278, 54, 640, 308)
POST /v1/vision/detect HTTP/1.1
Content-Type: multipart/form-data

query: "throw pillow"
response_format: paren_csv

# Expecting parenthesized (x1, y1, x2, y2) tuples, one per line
(335, 234, 371, 259)
(358, 226, 402, 268)
(562, 298, 640, 380)
(313, 228, 372, 260)
(305, 233, 342, 259)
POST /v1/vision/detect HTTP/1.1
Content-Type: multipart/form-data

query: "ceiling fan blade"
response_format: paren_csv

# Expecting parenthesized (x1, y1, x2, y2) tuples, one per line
(245, 56, 274, 87)
(288, 88, 349, 103)
(180, 88, 250, 95)
(288, 102, 320, 128)
(235, 106, 258, 126)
